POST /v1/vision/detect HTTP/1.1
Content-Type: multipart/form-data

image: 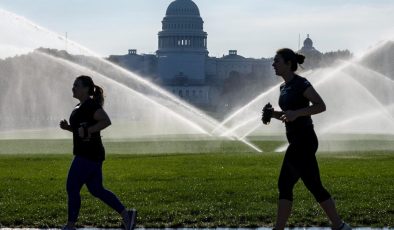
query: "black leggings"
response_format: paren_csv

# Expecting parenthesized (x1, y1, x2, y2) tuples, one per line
(278, 127, 331, 202)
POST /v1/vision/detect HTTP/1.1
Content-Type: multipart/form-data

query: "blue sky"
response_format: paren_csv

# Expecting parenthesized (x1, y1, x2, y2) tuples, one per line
(0, 0, 393, 58)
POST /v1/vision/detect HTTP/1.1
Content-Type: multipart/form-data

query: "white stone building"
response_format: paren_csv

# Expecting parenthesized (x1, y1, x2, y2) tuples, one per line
(109, 0, 274, 109)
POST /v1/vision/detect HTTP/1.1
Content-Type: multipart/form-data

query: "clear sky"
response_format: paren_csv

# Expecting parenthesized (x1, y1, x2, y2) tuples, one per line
(0, 0, 393, 58)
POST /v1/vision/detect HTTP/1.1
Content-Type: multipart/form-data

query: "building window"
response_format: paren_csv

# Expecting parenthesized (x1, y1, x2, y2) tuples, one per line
(179, 90, 183, 98)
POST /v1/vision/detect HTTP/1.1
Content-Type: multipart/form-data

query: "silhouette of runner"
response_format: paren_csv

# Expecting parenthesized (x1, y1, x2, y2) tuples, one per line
(59, 75, 137, 230)
(263, 49, 351, 230)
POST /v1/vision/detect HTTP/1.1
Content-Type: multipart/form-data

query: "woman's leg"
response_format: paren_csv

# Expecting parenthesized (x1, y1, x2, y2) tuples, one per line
(85, 161, 126, 214)
(275, 145, 300, 230)
(320, 198, 343, 228)
(85, 161, 139, 230)
(275, 199, 292, 230)
(300, 157, 343, 227)
(66, 156, 91, 225)
(298, 130, 343, 228)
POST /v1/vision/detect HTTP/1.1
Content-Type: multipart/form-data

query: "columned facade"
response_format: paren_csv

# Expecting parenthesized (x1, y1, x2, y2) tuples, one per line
(108, 0, 275, 110)
(157, 0, 208, 87)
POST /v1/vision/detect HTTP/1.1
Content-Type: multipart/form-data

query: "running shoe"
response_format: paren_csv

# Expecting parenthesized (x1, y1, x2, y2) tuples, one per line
(124, 208, 137, 230)
(337, 222, 352, 230)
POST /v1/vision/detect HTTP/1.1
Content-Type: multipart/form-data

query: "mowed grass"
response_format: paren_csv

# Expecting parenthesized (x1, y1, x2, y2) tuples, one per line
(0, 139, 393, 228)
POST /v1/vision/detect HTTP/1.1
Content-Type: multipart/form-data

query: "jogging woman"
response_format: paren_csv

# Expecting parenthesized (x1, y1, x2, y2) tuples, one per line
(59, 75, 136, 230)
(265, 48, 351, 230)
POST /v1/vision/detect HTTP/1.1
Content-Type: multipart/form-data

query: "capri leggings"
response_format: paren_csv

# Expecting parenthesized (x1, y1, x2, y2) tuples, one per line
(66, 156, 125, 222)
(278, 127, 331, 202)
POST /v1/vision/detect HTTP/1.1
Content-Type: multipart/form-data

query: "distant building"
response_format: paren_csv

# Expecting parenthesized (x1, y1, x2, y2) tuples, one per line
(298, 34, 353, 69)
(108, 0, 274, 109)
(298, 34, 322, 69)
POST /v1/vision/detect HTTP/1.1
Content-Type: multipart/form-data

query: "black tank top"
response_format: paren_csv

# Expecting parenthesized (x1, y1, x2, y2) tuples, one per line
(279, 75, 313, 132)
(69, 98, 105, 161)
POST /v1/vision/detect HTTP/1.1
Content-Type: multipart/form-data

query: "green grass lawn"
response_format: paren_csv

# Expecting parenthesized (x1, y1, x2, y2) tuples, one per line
(0, 139, 393, 228)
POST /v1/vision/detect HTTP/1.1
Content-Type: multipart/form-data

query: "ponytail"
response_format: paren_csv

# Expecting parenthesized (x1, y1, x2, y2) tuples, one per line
(93, 85, 104, 107)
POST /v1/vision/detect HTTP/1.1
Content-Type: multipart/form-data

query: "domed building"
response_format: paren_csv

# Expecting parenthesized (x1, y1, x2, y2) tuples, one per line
(298, 34, 322, 69)
(158, 0, 208, 84)
(157, 0, 210, 105)
(109, 0, 274, 109)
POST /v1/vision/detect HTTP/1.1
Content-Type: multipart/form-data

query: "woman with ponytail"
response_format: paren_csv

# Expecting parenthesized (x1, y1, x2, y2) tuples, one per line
(59, 75, 137, 230)
(265, 49, 350, 230)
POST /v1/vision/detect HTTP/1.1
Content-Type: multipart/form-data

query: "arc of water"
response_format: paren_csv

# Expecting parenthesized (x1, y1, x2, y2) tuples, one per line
(349, 62, 394, 83)
(38, 51, 210, 135)
(217, 41, 394, 140)
(345, 68, 394, 120)
(240, 65, 394, 140)
(0, 9, 217, 130)
(240, 125, 261, 140)
(220, 117, 257, 137)
(317, 72, 394, 131)
(273, 70, 394, 152)
(239, 137, 263, 152)
(320, 105, 394, 134)
(40, 51, 263, 152)
(274, 105, 394, 152)
(212, 83, 281, 135)
(1, 9, 262, 152)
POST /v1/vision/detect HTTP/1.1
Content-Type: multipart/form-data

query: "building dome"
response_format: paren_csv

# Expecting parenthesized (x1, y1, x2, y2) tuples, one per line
(166, 0, 200, 16)
(158, 0, 207, 53)
(158, 0, 208, 86)
(303, 34, 313, 48)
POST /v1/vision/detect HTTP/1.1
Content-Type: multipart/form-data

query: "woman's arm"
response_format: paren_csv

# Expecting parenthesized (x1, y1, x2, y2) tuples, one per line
(280, 86, 326, 122)
(87, 109, 112, 134)
(299, 86, 326, 116)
